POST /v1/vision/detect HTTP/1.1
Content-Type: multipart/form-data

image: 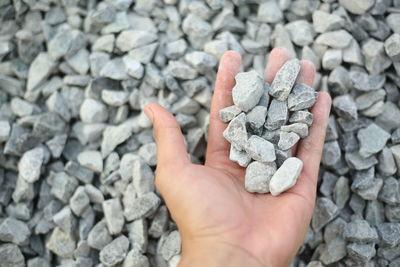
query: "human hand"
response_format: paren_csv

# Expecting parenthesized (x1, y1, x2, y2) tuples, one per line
(144, 47, 332, 267)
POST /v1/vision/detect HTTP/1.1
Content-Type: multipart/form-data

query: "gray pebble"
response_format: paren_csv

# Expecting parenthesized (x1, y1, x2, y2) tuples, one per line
(219, 105, 242, 123)
(18, 147, 44, 183)
(287, 83, 317, 111)
(245, 161, 276, 193)
(232, 70, 264, 112)
(245, 135, 276, 163)
(333, 94, 358, 120)
(269, 59, 301, 101)
(0, 217, 31, 245)
(223, 113, 248, 150)
(46, 227, 76, 258)
(70, 186, 90, 216)
(312, 197, 339, 232)
(344, 218, 379, 243)
(229, 145, 251, 167)
(246, 105, 268, 132)
(358, 123, 390, 158)
(100, 235, 130, 267)
(265, 99, 288, 131)
(278, 131, 300, 151)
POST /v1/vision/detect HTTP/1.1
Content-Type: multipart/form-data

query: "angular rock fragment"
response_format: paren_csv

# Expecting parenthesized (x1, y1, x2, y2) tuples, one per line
(265, 99, 288, 130)
(18, 147, 44, 183)
(222, 113, 248, 150)
(100, 235, 130, 267)
(312, 198, 339, 232)
(287, 83, 317, 111)
(245, 161, 276, 193)
(245, 135, 276, 163)
(360, 123, 390, 157)
(278, 131, 300, 151)
(332, 95, 358, 120)
(219, 105, 242, 123)
(344, 219, 379, 243)
(232, 71, 264, 112)
(229, 145, 251, 167)
(269, 59, 301, 101)
(269, 157, 303, 196)
(46, 227, 76, 258)
(246, 105, 268, 132)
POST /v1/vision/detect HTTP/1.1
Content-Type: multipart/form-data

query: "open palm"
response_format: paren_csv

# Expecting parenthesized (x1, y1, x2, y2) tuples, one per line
(144, 48, 332, 267)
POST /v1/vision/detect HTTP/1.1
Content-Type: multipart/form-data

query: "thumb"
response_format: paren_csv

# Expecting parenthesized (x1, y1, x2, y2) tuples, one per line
(144, 103, 190, 191)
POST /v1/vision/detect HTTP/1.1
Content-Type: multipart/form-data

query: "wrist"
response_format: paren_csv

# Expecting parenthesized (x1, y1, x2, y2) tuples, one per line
(178, 240, 267, 267)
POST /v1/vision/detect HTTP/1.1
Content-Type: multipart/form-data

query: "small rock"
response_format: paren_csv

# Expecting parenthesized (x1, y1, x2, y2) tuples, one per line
(269, 157, 303, 196)
(46, 227, 76, 258)
(315, 30, 353, 49)
(0, 243, 25, 267)
(0, 120, 10, 142)
(343, 219, 379, 243)
(123, 249, 150, 267)
(70, 186, 90, 216)
(347, 243, 376, 263)
(53, 206, 76, 233)
(358, 123, 390, 158)
(229, 145, 251, 167)
(312, 10, 344, 33)
(123, 55, 144, 79)
(124, 192, 160, 221)
(101, 90, 129, 107)
(77, 150, 103, 173)
(384, 33, 400, 61)
(269, 59, 301, 101)
(312, 197, 339, 232)
(87, 220, 112, 250)
(280, 123, 308, 138)
(257, 0, 283, 23)
(246, 105, 268, 132)
(320, 237, 347, 264)
(101, 120, 135, 157)
(289, 110, 313, 126)
(166, 60, 198, 80)
(265, 99, 288, 130)
(100, 58, 129, 80)
(18, 147, 44, 183)
(232, 70, 264, 112)
(339, 0, 375, 15)
(51, 172, 79, 203)
(245, 161, 276, 193)
(116, 30, 157, 52)
(0, 218, 31, 245)
(376, 223, 400, 247)
(333, 176, 350, 209)
(80, 98, 108, 123)
(287, 83, 317, 111)
(219, 105, 242, 123)
(278, 131, 300, 151)
(333, 94, 358, 120)
(285, 20, 315, 46)
(379, 177, 400, 205)
(100, 235, 130, 267)
(103, 198, 125, 235)
(160, 231, 181, 261)
(245, 135, 276, 163)
(27, 53, 56, 91)
(223, 113, 248, 150)
(127, 218, 148, 253)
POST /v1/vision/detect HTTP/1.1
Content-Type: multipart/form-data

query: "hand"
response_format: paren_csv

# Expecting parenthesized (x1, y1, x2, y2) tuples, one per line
(144, 47, 332, 267)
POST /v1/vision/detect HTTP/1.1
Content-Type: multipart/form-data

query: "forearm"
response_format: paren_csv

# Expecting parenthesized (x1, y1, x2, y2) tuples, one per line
(178, 241, 266, 267)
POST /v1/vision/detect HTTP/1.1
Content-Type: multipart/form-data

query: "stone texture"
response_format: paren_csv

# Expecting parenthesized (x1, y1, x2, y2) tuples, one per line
(245, 135, 276, 163)
(269, 157, 303, 196)
(357, 123, 390, 158)
(269, 59, 301, 101)
(245, 161, 276, 193)
(232, 71, 264, 112)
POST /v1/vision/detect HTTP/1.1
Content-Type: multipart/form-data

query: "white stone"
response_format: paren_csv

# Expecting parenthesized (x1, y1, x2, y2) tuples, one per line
(77, 150, 103, 173)
(269, 157, 303, 196)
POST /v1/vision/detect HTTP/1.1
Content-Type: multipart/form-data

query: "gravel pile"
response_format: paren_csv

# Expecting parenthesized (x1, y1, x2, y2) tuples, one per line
(0, 0, 400, 266)
(221, 59, 317, 195)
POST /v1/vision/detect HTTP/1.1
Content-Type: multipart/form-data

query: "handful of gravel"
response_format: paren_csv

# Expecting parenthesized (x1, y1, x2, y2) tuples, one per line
(220, 59, 317, 196)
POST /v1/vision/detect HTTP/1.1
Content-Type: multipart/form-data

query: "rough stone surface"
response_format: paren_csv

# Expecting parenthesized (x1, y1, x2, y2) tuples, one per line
(269, 59, 301, 101)
(99, 235, 130, 267)
(357, 123, 390, 158)
(232, 71, 264, 112)
(269, 157, 303, 196)
(245, 161, 276, 193)
(245, 135, 276, 163)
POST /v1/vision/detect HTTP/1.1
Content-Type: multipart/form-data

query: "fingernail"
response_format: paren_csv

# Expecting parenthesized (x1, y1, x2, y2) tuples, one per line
(144, 105, 154, 123)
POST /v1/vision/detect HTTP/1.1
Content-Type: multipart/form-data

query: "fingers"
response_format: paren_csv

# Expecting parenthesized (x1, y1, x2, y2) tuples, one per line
(144, 103, 190, 173)
(206, 51, 242, 165)
(295, 91, 332, 190)
(264, 47, 293, 83)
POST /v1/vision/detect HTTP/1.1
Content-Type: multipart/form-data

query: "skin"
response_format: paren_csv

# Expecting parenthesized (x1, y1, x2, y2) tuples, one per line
(144, 47, 332, 267)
